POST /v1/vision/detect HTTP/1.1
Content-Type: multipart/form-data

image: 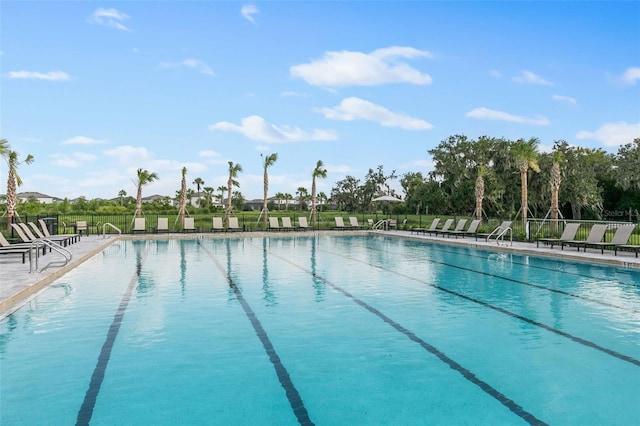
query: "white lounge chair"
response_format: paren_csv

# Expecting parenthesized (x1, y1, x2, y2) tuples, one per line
(282, 217, 296, 231)
(183, 217, 196, 233)
(212, 217, 224, 232)
(429, 218, 454, 236)
(582, 224, 635, 254)
(228, 217, 242, 232)
(38, 219, 79, 244)
(561, 224, 608, 251)
(156, 218, 169, 233)
(349, 217, 364, 230)
(440, 219, 467, 238)
(298, 216, 311, 231)
(412, 218, 440, 235)
(132, 218, 146, 234)
(536, 223, 580, 248)
(334, 217, 349, 230)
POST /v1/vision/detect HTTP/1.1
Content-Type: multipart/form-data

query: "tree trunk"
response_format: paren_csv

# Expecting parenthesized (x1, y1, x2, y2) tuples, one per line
(263, 169, 268, 225)
(475, 174, 484, 222)
(6, 168, 17, 234)
(225, 180, 232, 227)
(136, 185, 143, 217)
(520, 164, 528, 229)
(311, 179, 317, 224)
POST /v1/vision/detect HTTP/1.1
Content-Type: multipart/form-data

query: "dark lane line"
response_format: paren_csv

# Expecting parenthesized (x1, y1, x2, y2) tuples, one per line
(390, 235, 639, 288)
(76, 244, 150, 426)
(364, 239, 639, 313)
(259, 244, 548, 426)
(319, 246, 640, 368)
(199, 243, 314, 426)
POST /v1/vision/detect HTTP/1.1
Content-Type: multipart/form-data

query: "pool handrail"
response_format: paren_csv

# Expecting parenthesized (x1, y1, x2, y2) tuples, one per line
(103, 223, 122, 238)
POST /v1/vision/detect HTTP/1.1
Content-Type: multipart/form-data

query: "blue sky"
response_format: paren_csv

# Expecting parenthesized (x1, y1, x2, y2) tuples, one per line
(1, 1, 639, 201)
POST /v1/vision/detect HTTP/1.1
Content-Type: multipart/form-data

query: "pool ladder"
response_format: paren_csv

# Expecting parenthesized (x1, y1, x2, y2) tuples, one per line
(102, 222, 122, 238)
(29, 238, 72, 273)
(495, 227, 513, 246)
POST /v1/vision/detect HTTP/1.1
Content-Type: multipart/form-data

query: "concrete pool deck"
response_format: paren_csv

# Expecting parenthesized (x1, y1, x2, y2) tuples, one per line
(1, 230, 639, 318)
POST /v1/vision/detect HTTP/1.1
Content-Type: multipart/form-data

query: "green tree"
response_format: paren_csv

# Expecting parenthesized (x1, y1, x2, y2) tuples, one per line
(2, 143, 35, 233)
(118, 189, 127, 206)
(296, 186, 309, 211)
(261, 153, 278, 225)
(225, 161, 243, 227)
(133, 168, 159, 217)
(310, 160, 327, 224)
(511, 137, 541, 228)
(615, 138, 640, 191)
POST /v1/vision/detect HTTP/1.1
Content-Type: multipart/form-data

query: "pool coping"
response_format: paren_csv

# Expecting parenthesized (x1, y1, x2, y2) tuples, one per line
(1, 229, 638, 318)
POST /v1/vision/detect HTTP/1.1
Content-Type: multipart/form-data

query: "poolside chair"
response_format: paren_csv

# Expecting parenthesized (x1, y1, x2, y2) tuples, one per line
(440, 219, 467, 238)
(38, 219, 80, 244)
(560, 224, 608, 251)
(269, 216, 282, 231)
(298, 216, 311, 231)
(183, 217, 196, 233)
(475, 221, 513, 242)
(228, 217, 242, 232)
(28, 222, 75, 247)
(282, 217, 296, 231)
(446, 219, 480, 239)
(536, 223, 581, 249)
(349, 217, 364, 230)
(428, 218, 454, 236)
(0, 232, 34, 263)
(10, 224, 50, 255)
(334, 217, 349, 230)
(75, 221, 88, 236)
(411, 218, 440, 235)
(156, 218, 169, 233)
(132, 218, 146, 234)
(614, 233, 640, 257)
(582, 224, 635, 254)
(210, 217, 224, 232)
(367, 218, 375, 228)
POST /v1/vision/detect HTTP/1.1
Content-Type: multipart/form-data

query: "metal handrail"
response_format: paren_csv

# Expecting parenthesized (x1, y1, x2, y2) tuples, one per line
(103, 222, 122, 238)
(30, 238, 72, 273)
(496, 227, 513, 246)
(372, 219, 388, 230)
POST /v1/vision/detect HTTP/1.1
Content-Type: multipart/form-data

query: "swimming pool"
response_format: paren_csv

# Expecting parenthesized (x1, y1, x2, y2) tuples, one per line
(1, 235, 639, 425)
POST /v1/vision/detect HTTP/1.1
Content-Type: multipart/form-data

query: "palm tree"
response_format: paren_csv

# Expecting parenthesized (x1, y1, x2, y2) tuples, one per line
(550, 151, 563, 232)
(118, 189, 127, 206)
(474, 166, 485, 222)
(275, 192, 285, 210)
(284, 193, 293, 210)
(310, 160, 327, 224)
(193, 177, 204, 206)
(178, 167, 188, 228)
(318, 191, 328, 211)
(296, 187, 308, 211)
(203, 186, 214, 207)
(3, 146, 35, 233)
(217, 185, 227, 208)
(133, 168, 159, 217)
(261, 153, 278, 225)
(511, 138, 541, 229)
(225, 161, 243, 227)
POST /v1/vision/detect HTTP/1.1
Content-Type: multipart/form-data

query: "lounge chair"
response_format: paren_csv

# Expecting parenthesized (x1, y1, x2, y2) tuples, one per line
(183, 217, 196, 233)
(0, 233, 34, 263)
(582, 224, 635, 254)
(211, 217, 224, 232)
(10, 224, 50, 255)
(228, 217, 242, 232)
(367, 219, 375, 228)
(536, 223, 581, 249)
(298, 216, 311, 231)
(28, 222, 76, 246)
(475, 221, 513, 242)
(156, 218, 169, 233)
(429, 218, 454, 236)
(132, 218, 146, 234)
(560, 224, 608, 251)
(439, 219, 467, 237)
(269, 217, 281, 231)
(614, 239, 640, 257)
(282, 217, 296, 231)
(349, 217, 364, 230)
(412, 218, 440, 235)
(446, 219, 480, 239)
(75, 221, 88, 236)
(334, 217, 350, 230)
(37, 219, 80, 244)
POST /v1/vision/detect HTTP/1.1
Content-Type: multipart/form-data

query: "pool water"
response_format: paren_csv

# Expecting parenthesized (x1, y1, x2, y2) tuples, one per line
(1, 235, 639, 425)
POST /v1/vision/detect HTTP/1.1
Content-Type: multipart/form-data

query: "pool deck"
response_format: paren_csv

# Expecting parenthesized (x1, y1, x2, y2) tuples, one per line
(1, 230, 638, 317)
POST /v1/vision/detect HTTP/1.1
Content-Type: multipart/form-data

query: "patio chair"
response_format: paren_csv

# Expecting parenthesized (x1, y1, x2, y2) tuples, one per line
(132, 218, 146, 234)
(446, 219, 481, 239)
(183, 217, 196, 233)
(298, 216, 312, 231)
(582, 224, 635, 254)
(349, 217, 364, 230)
(156, 218, 169, 233)
(38, 219, 80, 244)
(228, 217, 242, 232)
(429, 218, 454, 236)
(439, 219, 467, 237)
(0, 232, 35, 263)
(282, 217, 297, 231)
(560, 224, 608, 251)
(411, 218, 440, 235)
(334, 217, 350, 230)
(536, 223, 581, 249)
(28, 222, 76, 246)
(212, 217, 224, 232)
(269, 217, 281, 231)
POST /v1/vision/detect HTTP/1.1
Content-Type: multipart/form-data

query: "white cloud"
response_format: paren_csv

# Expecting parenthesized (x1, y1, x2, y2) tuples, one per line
(512, 70, 553, 86)
(552, 94, 577, 105)
(51, 152, 98, 168)
(290, 46, 433, 87)
(88, 8, 131, 31)
(576, 122, 640, 147)
(316, 97, 433, 130)
(61, 136, 106, 145)
(158, 59, 215, 76)
(489, 70, 502, 78)
(209, 115, 338, 143)
(104, 145, 153, 165)
(466, 107, 550, 126)
(8, 71, 70, 81)
(620, 67, 640, 86)
(325, 164, 355, 174)
(198, 150, 220, 158)
(241, 4, 258, 24)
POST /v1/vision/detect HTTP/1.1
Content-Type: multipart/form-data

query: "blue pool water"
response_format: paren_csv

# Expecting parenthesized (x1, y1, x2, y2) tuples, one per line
(1, 235, 639, 425)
